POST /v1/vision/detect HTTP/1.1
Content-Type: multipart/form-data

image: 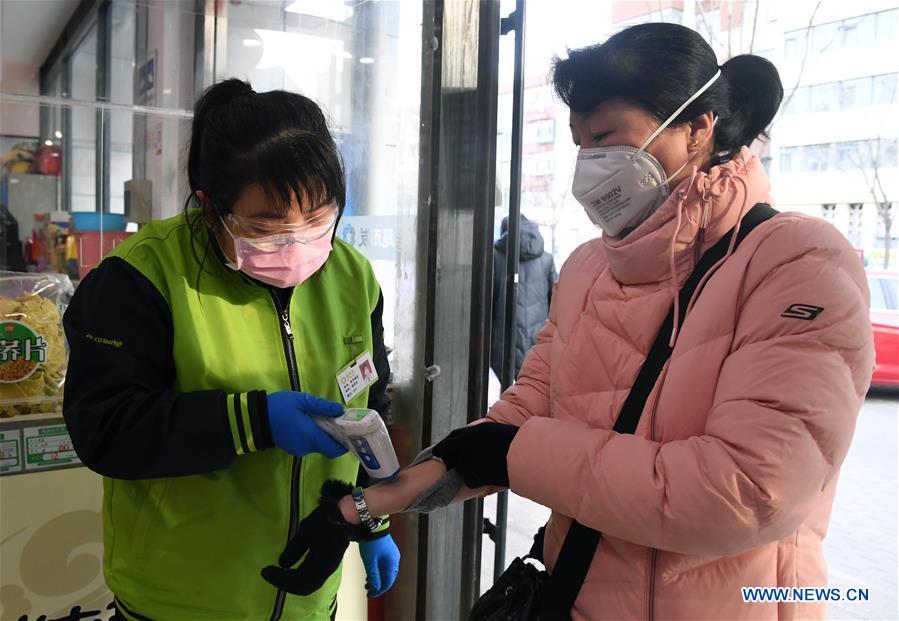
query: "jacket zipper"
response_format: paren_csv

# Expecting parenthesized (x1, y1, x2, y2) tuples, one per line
(648, 550, 658, 621)
(269, 291, 301, 621)
(646, 370, 666, 621)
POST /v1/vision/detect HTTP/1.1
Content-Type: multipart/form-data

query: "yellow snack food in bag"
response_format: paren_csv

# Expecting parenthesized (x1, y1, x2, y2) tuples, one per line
(0, 272, 73, 417)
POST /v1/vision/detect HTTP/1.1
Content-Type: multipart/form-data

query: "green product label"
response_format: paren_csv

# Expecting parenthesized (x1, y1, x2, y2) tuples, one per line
(0, 430, 22, 474)
(23, 424, 80, 471)
(0, 320, 48, 384)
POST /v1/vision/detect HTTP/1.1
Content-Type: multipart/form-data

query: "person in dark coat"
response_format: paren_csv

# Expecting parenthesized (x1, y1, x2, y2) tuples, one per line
(491, 214, 557, 379)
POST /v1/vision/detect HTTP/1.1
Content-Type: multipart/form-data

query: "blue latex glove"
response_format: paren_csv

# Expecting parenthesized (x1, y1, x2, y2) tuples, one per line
(359, 534, 400, 599)
(267, 391, 347, 458)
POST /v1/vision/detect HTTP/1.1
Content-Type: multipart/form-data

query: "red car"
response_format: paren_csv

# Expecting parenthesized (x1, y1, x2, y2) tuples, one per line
(868, 270, 899, 388)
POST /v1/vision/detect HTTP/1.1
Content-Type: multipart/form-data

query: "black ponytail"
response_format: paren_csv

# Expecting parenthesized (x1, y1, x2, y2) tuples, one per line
(187, 78, 255, 192)
(553, 23, 784, 164)
(718, 54, 783, 152)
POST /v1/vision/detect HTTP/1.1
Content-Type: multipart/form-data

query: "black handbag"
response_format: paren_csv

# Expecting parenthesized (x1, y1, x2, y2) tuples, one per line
(467, 527, 549, 621)
(468, 204, 778, 621)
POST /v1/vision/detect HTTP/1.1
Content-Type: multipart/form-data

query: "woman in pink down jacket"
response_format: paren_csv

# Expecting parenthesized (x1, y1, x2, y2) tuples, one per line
(430, 23, 875, 621)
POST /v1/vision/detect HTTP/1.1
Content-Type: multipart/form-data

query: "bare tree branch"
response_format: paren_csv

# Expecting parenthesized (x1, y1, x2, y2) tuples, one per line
(695, 1, 728, 53)
(850, 143, 876, 195)
(853, 136, 894, 268)
(749, 0, 761, 53)
(774, 0, 822, 125)
(727, 4, 733, 58)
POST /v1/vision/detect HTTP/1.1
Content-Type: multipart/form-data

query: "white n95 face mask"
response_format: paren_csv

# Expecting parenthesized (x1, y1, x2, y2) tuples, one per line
(571, 70, 721, 238)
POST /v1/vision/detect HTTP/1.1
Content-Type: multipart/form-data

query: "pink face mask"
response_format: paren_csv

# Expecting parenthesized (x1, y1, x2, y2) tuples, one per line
(220, 220, 334, 288)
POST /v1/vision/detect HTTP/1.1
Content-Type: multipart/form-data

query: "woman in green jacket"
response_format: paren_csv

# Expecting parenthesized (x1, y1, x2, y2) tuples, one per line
(63, 79, 399, 620)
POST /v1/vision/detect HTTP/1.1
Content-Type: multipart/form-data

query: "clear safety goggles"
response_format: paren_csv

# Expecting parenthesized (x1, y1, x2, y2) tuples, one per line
(223, 204, 339, 248)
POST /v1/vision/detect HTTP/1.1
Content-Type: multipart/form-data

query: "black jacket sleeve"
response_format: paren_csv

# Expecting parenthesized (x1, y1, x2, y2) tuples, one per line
(63, 257, 272, 480)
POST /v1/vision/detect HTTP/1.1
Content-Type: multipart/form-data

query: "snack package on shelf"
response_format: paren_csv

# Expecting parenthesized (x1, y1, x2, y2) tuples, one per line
(0, 271, 73, 417)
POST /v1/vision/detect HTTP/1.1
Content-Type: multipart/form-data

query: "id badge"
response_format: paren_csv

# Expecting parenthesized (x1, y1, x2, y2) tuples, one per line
(336, 350, 379, 404)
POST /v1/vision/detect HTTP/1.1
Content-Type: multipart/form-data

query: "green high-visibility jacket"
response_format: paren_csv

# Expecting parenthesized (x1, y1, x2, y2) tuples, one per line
(63, 212, 389, 620)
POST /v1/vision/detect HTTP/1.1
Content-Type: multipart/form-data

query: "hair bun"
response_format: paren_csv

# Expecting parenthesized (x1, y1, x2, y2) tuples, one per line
(194, 78, 255, 114)
(720, 54, 783, 147)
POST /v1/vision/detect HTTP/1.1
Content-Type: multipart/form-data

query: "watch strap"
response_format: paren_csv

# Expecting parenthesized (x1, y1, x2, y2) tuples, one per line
(352, 486, 383, 533)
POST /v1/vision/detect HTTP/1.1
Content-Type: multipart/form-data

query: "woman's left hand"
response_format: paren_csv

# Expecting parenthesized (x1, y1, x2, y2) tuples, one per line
(261, 495, 351, 595)
(432, 422, 519, 488)
(359, 535, 400, 598)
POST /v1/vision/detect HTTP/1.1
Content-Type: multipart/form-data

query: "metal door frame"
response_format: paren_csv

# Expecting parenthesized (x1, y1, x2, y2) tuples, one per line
(384, 1, 504, 618)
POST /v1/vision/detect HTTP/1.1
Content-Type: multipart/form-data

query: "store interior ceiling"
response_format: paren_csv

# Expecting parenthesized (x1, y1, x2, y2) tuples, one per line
(1, 0, 80, 79)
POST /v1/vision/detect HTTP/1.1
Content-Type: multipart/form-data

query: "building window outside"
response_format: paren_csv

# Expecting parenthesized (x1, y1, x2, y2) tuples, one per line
(524, 86, 554, 111)
(803, 143, 830, 172)
(785, 73, 897, 115)
(873, 73, 898, 105)
(524, 119, 556, 145)
(523, 152, 556, 177)
(784, 8, 898, 57)
(877, 8, 898, 40)
(784, 31, 801, 57)
(859, 12, 878, 41)
(822, 203, 837, 223)
(838, 15, 861, 47)
(780, 139, 899, 173)
(811, 20, 840, 54)
(780, 148, 794, 173)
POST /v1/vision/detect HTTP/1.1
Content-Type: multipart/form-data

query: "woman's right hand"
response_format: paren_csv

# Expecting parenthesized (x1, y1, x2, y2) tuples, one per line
(266, 391, 348, 458)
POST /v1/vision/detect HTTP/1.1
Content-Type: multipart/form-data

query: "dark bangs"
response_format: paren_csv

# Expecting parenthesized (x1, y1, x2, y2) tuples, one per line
(232, 127, 346, 216)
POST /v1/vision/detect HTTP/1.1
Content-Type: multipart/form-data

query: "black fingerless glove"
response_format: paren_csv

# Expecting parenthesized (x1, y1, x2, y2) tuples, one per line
(432, 422, 519, 488)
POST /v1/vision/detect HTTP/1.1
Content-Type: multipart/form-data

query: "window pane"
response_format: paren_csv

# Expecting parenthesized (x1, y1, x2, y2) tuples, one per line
(838, 80, 857, 108)
(839, 17, 860, 47)
(807, 144, 831, 171)
(859, 12, 877, 40)
(874, 74, 898, 105)
(856, 76, 873, 107)
(813, 21, 839, 53)
(810, 83, 836, 112)
(877, 9, 898, 41)
(869, 278, 888, 309)
(109, 2, 136, 215)
(780, 148, 794, 173)
(883, 139, 898, 168)
(883, 277, 898, 310)
(70, 25, 97, 213)
(219, 0, 423, 350)
(786, 86, 807, 114)
(110, 2, 136, 105)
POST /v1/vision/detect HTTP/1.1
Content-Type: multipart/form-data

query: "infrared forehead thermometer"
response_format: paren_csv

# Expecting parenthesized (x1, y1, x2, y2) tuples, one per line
(313, 408, 400, 480)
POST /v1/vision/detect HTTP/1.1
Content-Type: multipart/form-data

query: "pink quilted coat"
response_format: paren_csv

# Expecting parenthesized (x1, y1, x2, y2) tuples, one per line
(486, 148, 875, 620)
